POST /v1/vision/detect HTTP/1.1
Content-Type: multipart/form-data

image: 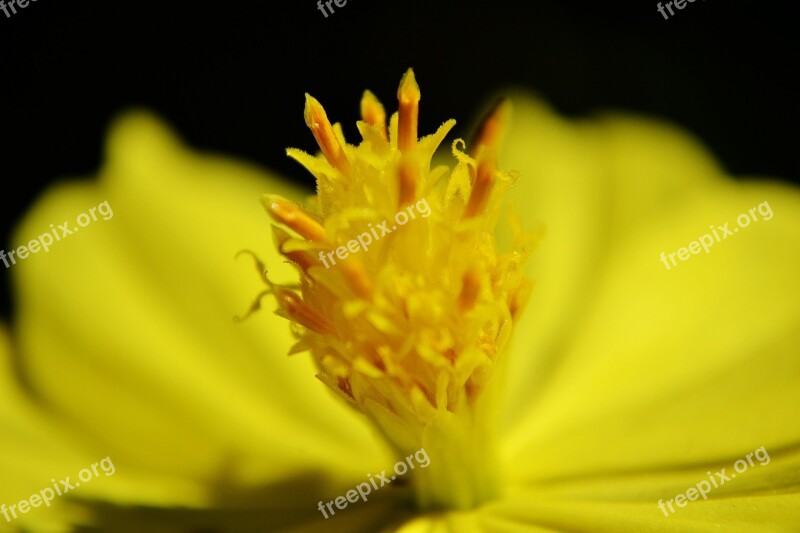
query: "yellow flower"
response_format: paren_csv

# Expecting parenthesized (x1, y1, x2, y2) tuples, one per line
(254, 70, 533, 511)
(2, 70, 799, 531)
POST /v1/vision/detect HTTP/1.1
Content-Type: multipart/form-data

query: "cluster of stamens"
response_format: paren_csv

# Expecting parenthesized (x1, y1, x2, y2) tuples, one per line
(245, 69, 533, 453)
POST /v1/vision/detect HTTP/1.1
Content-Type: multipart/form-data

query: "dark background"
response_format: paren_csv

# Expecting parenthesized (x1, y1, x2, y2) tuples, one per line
(1, 0, 796, 319)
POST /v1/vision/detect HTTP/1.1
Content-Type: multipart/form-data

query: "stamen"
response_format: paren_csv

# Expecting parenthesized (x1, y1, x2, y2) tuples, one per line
(275, 289, 336, 336)
(254, 72, 534, 511)
(304, 94, 351, 173)
(263, 194, 328, 243)
(458, 269, 481, 311)
(464, 156, 495, 218)
(471, 98, 511, 157)
(272, 226, 317, 274)
(337, 376, 354, 399)
(398, 157, 419, 206)
(397, 68, 421, 152)
(341, 258, 373, 299)
(509, 280, 532, 320)
(360, 90, 387, 140)
(281, 248, 317, 274)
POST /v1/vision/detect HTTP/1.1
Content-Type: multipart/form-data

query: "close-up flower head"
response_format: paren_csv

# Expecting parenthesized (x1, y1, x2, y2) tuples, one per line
(2, 1, 798, 532)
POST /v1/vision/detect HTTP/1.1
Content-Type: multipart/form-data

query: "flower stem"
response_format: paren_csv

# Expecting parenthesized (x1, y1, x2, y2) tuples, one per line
(413, 405, 500, 511)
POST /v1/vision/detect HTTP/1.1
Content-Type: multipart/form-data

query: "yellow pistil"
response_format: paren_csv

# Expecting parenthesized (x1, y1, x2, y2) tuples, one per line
(255, 70, 535, 511)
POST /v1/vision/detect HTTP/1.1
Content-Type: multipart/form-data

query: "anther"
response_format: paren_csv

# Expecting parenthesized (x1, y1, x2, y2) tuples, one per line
(275, 289, 336, 336)
(341, 258, 373, 299)
(272, 226, 318, 274)
(304, 93, 351, 173)
(470, 98, 511, 157)
(458, 269, 481, 311)
(361, 90, 387, 140)
(397, 68, 421, 152)
(398, 157, 419, 206)
(264, 194, 328, 243)
(463, 156, 495, 218)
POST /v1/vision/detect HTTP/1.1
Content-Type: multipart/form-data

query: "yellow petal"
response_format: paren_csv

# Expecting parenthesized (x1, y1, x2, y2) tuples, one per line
(67, 492, 410, 532)
(0, 323, 90, 531)
(390, 507, 558, 532)
(494, 94, 800, 486)
(495, 94, 723, 425)
(9, 111, 390, 510)
(506, 178, 800, 480)
(486, 444, 800, 531)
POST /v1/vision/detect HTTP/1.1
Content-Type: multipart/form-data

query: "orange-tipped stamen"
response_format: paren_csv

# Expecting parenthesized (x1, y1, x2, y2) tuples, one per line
(284, 249, 317, 274)
(275, 289, 336, 336)
(398, 157, 419, 206)
(458, 269, 481, 311)
(341, 258, 373, 299)
(304, 94, 351, 173)
(397, 69, 421, 152)
(264, 194, 328, 243)
(509, 279, 533, 320)
(471, 98, 511, 157)
(464, 156, 495, 218)
(361, 90, 387, 140)
(272, 227, 317, 274)
(251, 72, 535, 511)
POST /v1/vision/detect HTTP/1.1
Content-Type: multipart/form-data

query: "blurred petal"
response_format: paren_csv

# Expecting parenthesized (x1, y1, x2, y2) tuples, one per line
(485, 444, 800, 532)
(497, 94, 724, 426)
(507, 178, 800, 479)
(390, 507, 558, 533)
(67, 486, 412, 533)
(0, 323, 90, 531)
(9, 112, 390, 514)
(496, 94, 800, 487)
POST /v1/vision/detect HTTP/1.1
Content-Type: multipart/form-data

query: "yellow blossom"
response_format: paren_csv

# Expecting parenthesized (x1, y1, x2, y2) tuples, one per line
(253, 69, 533, 510)
(1, 70, 799, 531)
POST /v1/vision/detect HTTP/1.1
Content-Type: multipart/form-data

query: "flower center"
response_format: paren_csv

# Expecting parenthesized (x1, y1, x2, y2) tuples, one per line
(251, 69, 534, 510)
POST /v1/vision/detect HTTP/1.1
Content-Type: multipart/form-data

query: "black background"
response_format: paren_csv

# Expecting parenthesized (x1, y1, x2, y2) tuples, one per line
(1, 0, 796, 319)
